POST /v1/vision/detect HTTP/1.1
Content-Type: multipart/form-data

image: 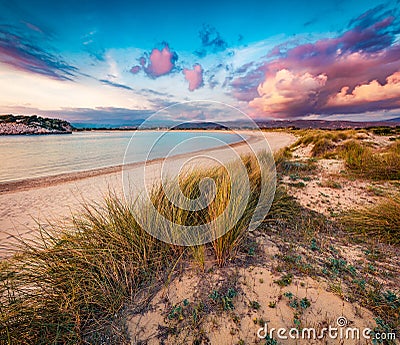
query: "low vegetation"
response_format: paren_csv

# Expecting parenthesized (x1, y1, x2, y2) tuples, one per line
(291, 127, 400, 180)
(339, 140, 400, 180)
(341, 195, 400, 245)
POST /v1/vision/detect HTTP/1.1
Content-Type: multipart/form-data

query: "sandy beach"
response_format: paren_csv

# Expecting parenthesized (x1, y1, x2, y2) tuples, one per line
(0, 131, 295, 254)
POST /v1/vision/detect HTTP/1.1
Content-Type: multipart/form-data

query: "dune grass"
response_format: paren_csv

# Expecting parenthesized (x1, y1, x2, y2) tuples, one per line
(292, 128, 400, 180)
(339, 140, 400, 180)
(0, 196, 177, 344)
(0, 152, 275, 344)
(291, 129, 358, 157)
(340, 194, 400, 245)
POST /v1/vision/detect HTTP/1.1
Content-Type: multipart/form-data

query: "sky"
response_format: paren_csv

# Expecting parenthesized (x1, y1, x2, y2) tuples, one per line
(0, 0, 399, 124)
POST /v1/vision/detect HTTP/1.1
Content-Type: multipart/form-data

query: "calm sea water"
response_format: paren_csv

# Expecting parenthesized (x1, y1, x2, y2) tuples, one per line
(0, 131, 243, 182)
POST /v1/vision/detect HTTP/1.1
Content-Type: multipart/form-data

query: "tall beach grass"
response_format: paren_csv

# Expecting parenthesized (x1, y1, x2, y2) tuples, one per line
(0, 152, 275, 344)
(339, 140, 400, 180)
(340, 194, 400, 245)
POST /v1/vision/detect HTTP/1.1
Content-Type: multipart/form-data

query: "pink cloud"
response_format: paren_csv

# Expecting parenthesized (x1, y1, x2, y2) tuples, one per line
(327, 71, 400, 107)
(183, 64, 203, 91)
(145, 45, 177, 78)
(232, 10, 400, 118)
(250, 69, 327, 116)
(130, 44, 178, 78)
(130, 65, 141, 74)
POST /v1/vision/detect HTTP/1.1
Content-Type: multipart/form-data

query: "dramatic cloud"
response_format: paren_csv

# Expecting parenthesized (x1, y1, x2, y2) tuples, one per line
(230, 67, 265, 101)
(0, 26, 78, 80)
(183, 64, 203, 91)
(233, 5, 400, 117)
(327, 71, 400, 109)
(130, 44, 178, 78)
(195, 24, 228, 57)
(250, 69, 327, 116)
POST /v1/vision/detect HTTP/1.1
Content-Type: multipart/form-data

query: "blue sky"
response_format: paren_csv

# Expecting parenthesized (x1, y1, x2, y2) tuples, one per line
(0, 0, 399, 124)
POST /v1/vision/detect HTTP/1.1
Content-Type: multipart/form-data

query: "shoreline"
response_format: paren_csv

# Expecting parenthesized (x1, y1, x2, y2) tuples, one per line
(0, 131, 296, 252)
(0, 131, 72, 136)
(0, 130, 261, 195)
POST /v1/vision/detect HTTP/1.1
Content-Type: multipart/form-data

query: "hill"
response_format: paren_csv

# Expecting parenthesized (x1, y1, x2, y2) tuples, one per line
(0, 115, 74, 135)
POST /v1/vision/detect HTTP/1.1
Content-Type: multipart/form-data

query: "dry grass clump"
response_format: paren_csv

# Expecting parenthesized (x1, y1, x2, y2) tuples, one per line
(0, 153, 275, 343)
(147, 152, 275, 265)
(291, 129, 358, 158)
(273, 146, 292, 166)
(311, 137, 335, 157)
(339, 140, 400, 180)
(293, 129, 356, 145)
(0, 196, 176, 344)
(340, 195, 400, 245)
(292, 128, 400, 179)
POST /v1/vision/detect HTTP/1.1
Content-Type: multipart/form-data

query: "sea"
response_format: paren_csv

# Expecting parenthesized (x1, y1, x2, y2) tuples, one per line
(0, 131, 243, 182)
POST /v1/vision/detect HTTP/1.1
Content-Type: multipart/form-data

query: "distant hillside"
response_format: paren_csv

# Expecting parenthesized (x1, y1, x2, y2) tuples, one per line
(150, 119, 400, 130)
(0, 115, 74, 135)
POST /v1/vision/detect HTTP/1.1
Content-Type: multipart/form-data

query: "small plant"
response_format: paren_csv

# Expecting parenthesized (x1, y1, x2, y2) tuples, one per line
(274, 273, 293, 287)
(300, 297, 311, 309)
(352, 278, 366, 291)
(232, 314, 241, 324)
(310, 238, 319, 251)
(293, 316, 301, 329)
(321, 179, 342, 189)
(210, 287, 238, 311)
(249, 300, 261, 310)
(367, 185, 386, 196)
(371, 318, 396, 345)
(289, 299, 299, 309)
(288, 181, 306, 188)
(258, 317, 266, 326)
(222, 295, 236, 311)
(168, 304, 184, 320)
(268, 301, 276, 308)
(264, 335, 278, 345)
(209, 290, 219, 301)
(325, 257, 348, 276)
(283, 291, 293, 299)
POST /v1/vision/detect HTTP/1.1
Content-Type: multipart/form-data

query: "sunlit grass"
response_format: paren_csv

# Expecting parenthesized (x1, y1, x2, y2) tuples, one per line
(0, 195, 176, 344)
(340, 195, 400, 245)
(339, 140, 400, 180)
(292, 128, 400, 180)
(0, 152, 275, 343)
